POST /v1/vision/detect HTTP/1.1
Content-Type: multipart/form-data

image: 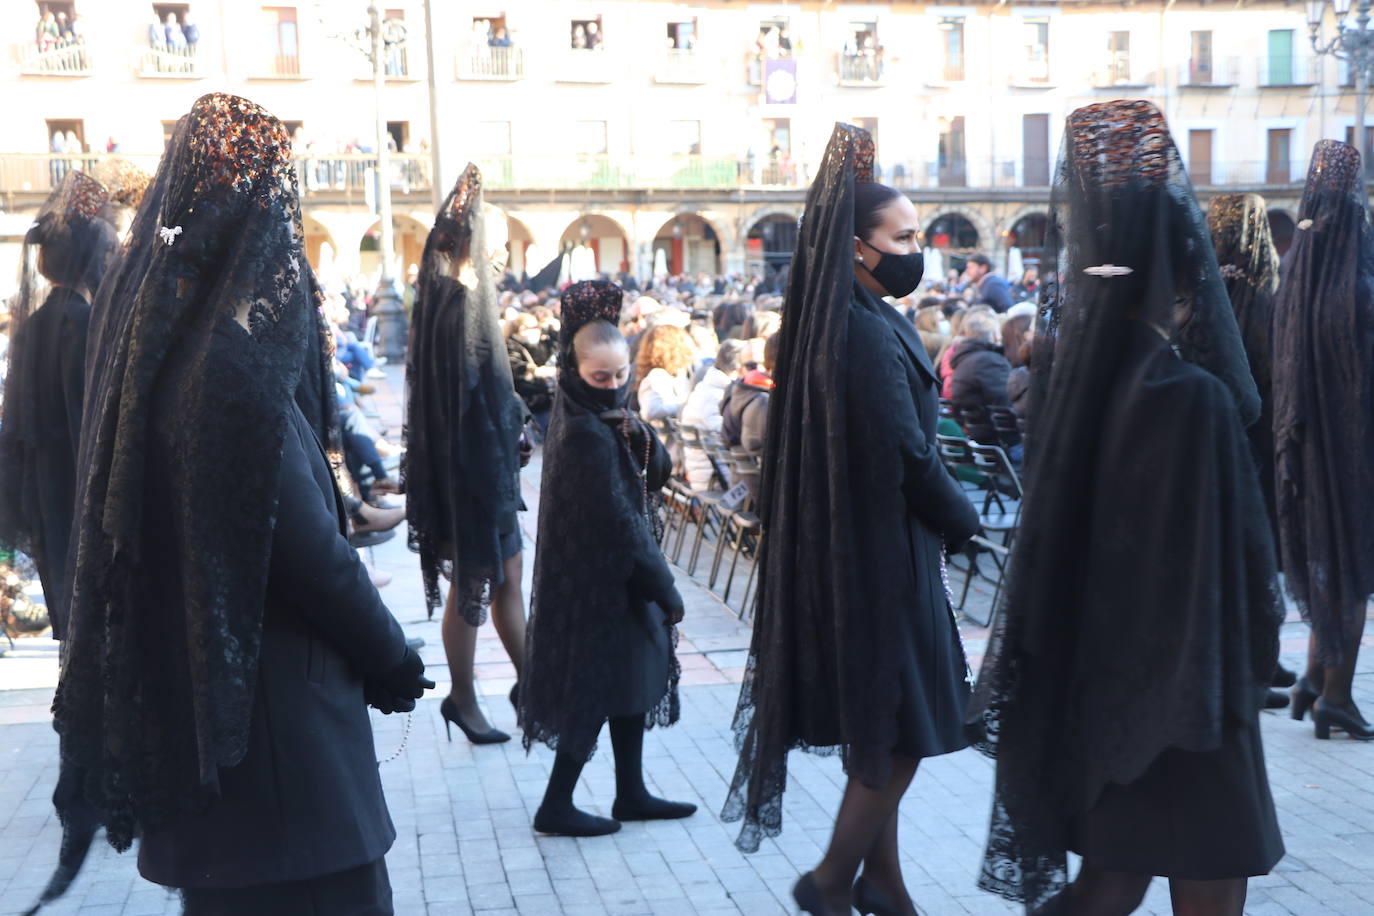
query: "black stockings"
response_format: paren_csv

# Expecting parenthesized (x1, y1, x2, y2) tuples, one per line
(1303, 603, 1368, 708)
(809, 755, 921, 916)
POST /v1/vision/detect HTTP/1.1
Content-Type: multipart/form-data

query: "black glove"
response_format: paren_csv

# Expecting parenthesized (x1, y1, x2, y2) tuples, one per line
(366, 647, 434, 714)
(661, 587, 685, 627)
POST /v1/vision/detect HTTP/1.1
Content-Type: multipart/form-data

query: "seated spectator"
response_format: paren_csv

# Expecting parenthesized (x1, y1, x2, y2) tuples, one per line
(636, 324, 696, 466)
(913, 305, 949, 363)
(964, 253, 1013, 313)
(681, 340, 749, 491)
(1011, 266, 1040, 302)
(948, 311, 1021, 459)
(938, 304, 995, 396)
(1001, 312, 1033, 370)
(489, 26, 511, 47)
(506, 312, 555, 432)
(720, 333, 778, 502)
(147, 15, 165, 50)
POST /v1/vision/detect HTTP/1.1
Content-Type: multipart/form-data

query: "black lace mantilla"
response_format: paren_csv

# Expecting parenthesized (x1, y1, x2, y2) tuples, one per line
(53, 92, 310, 854)
(403, 164, 526, 623)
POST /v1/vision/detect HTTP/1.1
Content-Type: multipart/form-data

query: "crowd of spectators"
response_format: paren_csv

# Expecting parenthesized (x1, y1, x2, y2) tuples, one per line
(33, 9, 87, 69)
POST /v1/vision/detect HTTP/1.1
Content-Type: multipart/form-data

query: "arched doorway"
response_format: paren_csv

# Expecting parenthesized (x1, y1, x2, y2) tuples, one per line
(745, 213, 798, 282)
(924, 212, 979, 277)
(1268, 209, 1296, 259)
(652, 213, 721, 276)
(559, 214, 629, 274)
(302, 214, 337, 277)
(360, 215, 428, 279)
(506, 215, 534, 277)
(1005, 212, 1048, 277)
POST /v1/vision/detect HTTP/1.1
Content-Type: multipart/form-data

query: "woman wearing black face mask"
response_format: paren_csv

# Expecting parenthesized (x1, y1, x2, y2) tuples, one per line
(722, 125, 980, 916)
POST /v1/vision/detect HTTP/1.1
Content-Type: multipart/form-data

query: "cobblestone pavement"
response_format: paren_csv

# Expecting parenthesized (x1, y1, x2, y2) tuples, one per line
(1, 367, 1372, 915)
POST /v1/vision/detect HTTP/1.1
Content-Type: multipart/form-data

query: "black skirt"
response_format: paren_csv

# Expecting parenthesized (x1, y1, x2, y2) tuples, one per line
(180, 857, 392, 915)
(892, 516, 972, 760)
(1071, 718, 1284, 880)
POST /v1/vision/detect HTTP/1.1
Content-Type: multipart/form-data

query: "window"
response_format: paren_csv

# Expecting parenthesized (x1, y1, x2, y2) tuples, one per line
(841, 21, 881, 82)
(382, 8, 407, 77)
(1190, 31, 1213, 84)
(386, 120, 408, 152)
(1266, 129, 1292, 184)
(45, 117, 85, 150)
(1023, 114, 1050, 186)
(31, 1, 88, 71)
(573, 120, 607, 155)
(1345, 126, 1374, 170)
(1107, 31, 1130, 84)
(667, 19, 696, 51)
(476, 120, 512, 155)
(571, 17, 602, 50)
(940, 18, 965, 82)
(756, 18, 791, 60)
(938, 116, 966, 186)
(1021, 19, 1050, 83)
(1267, 29, 1294, 86)
(1188, 129, 1214, 186)
(669, 120, 701, 156)
(262, 6, 299, 76)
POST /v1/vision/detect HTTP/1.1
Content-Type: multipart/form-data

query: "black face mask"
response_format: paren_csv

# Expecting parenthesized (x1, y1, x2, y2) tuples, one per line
(858, 240, 924, 299)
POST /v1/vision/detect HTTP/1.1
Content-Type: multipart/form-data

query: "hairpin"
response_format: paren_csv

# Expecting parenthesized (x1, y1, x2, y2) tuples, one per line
(1083, 264, 1133, 277)
(1297, 219, 1313, 230)
(159, 225, 184, 246)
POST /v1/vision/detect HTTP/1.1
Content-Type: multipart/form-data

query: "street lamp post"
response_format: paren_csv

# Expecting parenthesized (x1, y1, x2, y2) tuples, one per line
(1308, 0, 1374, 170)
(317, 2, 410, 361)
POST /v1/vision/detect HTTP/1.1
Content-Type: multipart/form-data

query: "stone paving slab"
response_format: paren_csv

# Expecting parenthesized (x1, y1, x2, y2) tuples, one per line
(2, 365, 1372, 915)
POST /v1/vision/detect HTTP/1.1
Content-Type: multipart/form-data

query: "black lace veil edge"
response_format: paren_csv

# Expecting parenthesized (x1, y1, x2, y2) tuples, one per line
(720, 123, 897, 854)
(1272, 140, 1374, 663)
(403, 163, 525, 623)
(966, 100, 1274, 908)
(51, 93, 310, 866)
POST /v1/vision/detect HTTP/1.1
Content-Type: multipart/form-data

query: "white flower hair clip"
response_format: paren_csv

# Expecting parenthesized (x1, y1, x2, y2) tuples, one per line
(1083, 264, 1134, 277)
(1297, 219, 1314, 231)
(159, 225, 183, 246)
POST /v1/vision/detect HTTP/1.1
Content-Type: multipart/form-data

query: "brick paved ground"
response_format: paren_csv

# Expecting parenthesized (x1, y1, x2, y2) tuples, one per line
(1, 366, 1372, 915)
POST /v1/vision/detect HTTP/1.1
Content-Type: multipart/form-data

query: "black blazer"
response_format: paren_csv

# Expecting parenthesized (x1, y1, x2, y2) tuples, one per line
(138, 404, 407, 889)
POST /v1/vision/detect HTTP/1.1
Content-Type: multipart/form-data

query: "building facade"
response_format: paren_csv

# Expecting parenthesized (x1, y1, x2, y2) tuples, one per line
(0, 0, 1364, 290)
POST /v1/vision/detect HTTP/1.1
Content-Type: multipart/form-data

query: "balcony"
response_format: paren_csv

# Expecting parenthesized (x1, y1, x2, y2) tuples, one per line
(556, 49, 622, 84)
(1092, 57, 1150, 89)
(838, 52, 883, 86)
(16, 41, 91, 75)
(1009, 60, 1053, 88)
(1178, 57, 1239, 87)
(1186, 161, 1306, 186)
(475, 155, 789, 190)
(655, 49, 708, 84)
(138, 46, 203, 78)
(251, 53, 304, 79)
(457, 44, 523, 81)
(357, 46, 414, 81)
(1258, 55, 1320, 88)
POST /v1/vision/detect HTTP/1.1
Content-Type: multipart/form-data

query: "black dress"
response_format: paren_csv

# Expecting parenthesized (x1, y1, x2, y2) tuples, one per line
(2, 287, 90, 637)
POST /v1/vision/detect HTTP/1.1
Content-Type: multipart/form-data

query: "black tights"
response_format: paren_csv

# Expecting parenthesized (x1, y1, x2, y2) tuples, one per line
(540, 716, 653, 811)
(1302, 603, 1368, 708)
(809, 756, 922, 916)
(1038, 865, 1247, 916)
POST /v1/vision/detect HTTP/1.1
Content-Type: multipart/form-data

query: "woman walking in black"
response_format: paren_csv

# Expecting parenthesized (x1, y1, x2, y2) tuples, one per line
(0, 170, 117, 638)
(1273, 140, 1374, 741)
(31, 94, 429, 916)
(404, 164, 529, 745)
(519, 279, 695, 837)
(969, 100, 1283, 916)
(722, 123, 980, 916)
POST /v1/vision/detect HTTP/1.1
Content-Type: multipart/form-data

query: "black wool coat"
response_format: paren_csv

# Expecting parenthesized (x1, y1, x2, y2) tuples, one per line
(138, 404, 408, 889)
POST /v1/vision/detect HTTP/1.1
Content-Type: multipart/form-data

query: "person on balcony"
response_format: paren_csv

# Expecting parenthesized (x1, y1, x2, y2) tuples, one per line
(489, 25, 511, 48)
(37, 11, 58, 53)
(164, 12, 187, 53)
(183, 12, 200, 54)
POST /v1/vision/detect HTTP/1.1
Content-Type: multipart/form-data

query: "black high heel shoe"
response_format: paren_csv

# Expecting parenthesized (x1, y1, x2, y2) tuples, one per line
(1312, 698, 1374, 741)
(439, 696, 510, 745)
(1291, 676, 1321, 721)
(854, 875, 924, 916)
(793, 873, 845, 916)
